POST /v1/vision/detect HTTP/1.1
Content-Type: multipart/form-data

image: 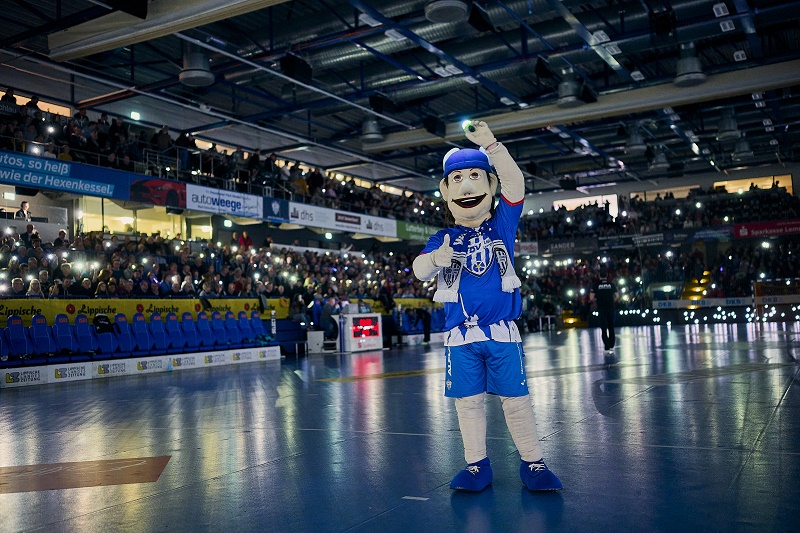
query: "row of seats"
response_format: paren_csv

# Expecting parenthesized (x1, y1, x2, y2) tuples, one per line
(0, 311, 274, 367)
(398, 308, 446, 335)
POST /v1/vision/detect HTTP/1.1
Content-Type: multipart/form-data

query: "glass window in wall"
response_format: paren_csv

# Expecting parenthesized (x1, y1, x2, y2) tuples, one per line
(79, 197, 185, 237)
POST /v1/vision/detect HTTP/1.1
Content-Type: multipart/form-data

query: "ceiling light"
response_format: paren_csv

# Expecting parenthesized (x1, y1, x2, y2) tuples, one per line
(649, 147, 670, 172)
(625, 124, 647, 156)
(361, 119, 384, 144)
(557, 68, 584, 108)
(425, 0, 469, 23)
(732, 138, 753, 161)
(179, 50, 215, 87)
(674, 42, 706, 87)
(716, 108, 741, 141)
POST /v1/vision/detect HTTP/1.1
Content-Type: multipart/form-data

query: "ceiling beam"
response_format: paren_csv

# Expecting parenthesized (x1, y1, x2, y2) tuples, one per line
(48, 0, 291, 61)
(362, 59, 800, 152)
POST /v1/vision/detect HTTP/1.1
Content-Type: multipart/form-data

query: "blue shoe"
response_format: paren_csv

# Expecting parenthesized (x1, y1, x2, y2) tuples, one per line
(450, 457, 493, 492)
(520, 459, 562, 491)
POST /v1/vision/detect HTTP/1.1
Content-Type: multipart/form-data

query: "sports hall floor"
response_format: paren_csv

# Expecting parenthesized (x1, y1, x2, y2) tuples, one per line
(1, 322, 799, 533)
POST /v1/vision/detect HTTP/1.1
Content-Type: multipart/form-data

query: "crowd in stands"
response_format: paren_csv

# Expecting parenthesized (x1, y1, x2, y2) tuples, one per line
(518, 183, 799, 243)
(0, 226, 429, 331)
(519, 238, 799, 321)
(0, 95, 445, 226)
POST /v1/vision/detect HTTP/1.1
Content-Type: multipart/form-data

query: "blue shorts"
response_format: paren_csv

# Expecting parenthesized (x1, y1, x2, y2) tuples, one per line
(444, 341, 529, 398)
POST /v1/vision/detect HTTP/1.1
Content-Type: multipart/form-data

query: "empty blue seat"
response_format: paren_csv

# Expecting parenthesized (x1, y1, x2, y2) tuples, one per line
(180, 312, 201, 351)
(6, 315, 34, 362)
(224, 311, 243, 348)
(164, 313, 186, 353)
(74, 314, 99, 356)
(29, 314, 68, 363)
(148, 313, 169, 353)
(237, 311, 258, 347)
(113, 313, 134, 357)
(210, 311, 228, 347)
(130, 313, 154, 356)
(196, 312, 215, 348)
(53, 314, 78, 354)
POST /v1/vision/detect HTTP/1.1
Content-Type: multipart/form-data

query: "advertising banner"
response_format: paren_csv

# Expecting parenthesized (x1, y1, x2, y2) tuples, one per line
(262, 197, 290, 223)
(514, 241, 539, 256)
(51, 362, 92, 383)
(0, 298, 260, 326)
(691, 226, 733, 241)
(734, 219, 800, 239)
(0, 150, 128, 199)
(2, 366, 47, 388)
(288, 202, 396, 238)
(186, 184, 263, 218)
(130, 356, 170, 374)
(541, 237, 597, 256)
(396, 221, 439, 242)
(94, 360, 133, 379)
(653, 297, 750, 309)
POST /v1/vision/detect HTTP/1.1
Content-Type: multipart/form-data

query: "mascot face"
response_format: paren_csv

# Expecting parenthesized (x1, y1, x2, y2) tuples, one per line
(439, 148, 498, 228)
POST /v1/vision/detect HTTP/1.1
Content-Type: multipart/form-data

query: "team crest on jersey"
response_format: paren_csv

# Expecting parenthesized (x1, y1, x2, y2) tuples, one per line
(463, 233, 493, 276)
(442, 262, 461, 287)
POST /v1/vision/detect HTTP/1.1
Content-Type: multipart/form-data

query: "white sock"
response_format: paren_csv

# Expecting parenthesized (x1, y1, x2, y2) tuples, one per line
(500, 394, 543, 462)
(455, 393, 487, 464)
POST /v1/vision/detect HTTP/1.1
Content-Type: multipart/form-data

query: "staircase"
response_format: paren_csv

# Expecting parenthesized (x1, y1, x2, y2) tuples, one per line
(681, 270, 712, 301)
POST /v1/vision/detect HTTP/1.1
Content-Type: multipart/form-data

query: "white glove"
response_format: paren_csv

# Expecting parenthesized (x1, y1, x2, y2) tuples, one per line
(431, 233, 454, 267)
(464, 120, 497, 149)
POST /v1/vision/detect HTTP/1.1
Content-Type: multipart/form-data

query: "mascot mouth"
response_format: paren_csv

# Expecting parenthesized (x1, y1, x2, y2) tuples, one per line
(452, 194, 487, 209)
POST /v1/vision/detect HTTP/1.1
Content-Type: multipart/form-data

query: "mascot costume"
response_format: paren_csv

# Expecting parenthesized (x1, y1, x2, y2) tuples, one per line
(413, 120, 562, 492)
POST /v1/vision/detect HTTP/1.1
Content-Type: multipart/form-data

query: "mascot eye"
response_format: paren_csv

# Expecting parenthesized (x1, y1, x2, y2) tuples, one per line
(469, 171, 481, 180)
(451, 173, 463, 183)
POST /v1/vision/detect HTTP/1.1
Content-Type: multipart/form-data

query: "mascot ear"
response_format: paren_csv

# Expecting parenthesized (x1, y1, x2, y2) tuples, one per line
(489, 173, 499, 196)
(439, 178, 450, 202)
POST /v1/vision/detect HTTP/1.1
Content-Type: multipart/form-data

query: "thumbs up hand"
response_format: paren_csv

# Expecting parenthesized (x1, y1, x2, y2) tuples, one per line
(431, 233, 454, 267)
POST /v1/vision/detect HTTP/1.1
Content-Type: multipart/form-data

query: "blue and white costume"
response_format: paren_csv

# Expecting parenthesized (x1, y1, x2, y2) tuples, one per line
(413, 120, 562, 492)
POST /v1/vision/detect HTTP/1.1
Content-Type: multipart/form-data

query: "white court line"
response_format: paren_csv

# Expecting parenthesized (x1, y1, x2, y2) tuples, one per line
(402, 496, 430, 501)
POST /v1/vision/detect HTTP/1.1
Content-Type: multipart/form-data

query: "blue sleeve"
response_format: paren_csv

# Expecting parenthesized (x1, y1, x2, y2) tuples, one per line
(420, 229, 447, 255)
(495, 197, 524, 252)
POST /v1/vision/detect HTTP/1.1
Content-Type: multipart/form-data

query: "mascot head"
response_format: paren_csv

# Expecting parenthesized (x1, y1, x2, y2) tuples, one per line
(439, 147, 498, 228)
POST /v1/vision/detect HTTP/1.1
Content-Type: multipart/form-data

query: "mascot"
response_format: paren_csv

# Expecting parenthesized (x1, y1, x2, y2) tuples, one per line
(413, 120, 562, 492)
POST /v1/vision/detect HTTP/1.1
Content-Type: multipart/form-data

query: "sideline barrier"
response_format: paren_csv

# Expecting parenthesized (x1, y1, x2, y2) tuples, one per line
(1, 345, 281, 389)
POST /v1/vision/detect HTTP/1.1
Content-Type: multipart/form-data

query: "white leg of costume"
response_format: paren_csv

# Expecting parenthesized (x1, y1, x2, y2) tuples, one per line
(455, 393, 487, 464)
(500, 394, 543, 462)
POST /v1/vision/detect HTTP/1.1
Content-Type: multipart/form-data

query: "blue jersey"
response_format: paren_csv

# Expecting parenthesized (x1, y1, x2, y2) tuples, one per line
(422, 196, 523, 343)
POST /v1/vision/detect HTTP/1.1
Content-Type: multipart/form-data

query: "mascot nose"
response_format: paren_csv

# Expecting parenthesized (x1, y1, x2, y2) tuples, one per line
(458, 179, 477, 195)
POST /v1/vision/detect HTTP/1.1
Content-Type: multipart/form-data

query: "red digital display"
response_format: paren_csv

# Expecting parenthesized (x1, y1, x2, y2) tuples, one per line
(351, 317, 380, 338)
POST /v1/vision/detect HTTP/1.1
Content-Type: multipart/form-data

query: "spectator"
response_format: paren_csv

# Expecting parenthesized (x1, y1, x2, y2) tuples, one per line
(58, 144, 73, 162)
(94, 280, 113, 298)
(238, 231, 253, 251)
(49, 279, 66, 298)
(53, 229, 70, 248)
(321, 296, 339, 340)
(2, 88, 17, 104)
(30, 276, 53, 298)
(10, 277, 26, 297)
(15, 201, 31, 221)
(20, 224, 38, 246)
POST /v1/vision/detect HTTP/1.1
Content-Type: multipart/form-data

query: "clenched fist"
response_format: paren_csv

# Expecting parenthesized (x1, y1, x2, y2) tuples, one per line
(464, 120, 497, 150)
(431, 233, 454, 267)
